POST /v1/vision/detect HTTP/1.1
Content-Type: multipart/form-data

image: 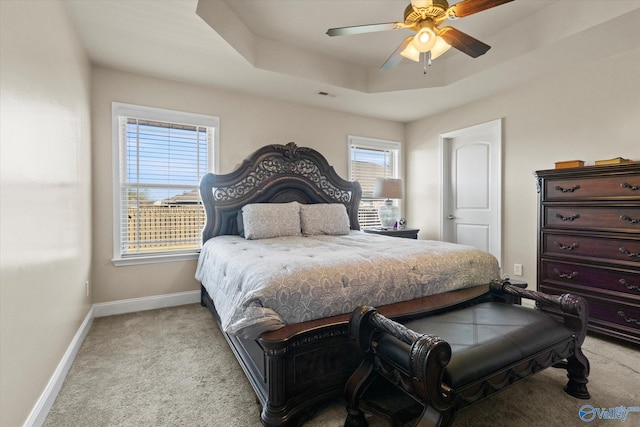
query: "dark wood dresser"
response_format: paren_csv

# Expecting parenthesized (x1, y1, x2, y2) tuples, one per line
(535, 163, 640, 345)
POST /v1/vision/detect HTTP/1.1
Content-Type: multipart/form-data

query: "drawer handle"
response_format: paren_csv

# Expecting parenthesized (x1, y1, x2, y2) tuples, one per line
(555, 213, 580, 222)
(555, 184, 581, 193)
(618, 311, 640, 326)
(620, 279, 640, 292)
(553, 268, 578, 279)
(553, 241, 579, 251)
(619, 247, 640, 258)
(620, 215, 640, 224)
(621, 182, 640, 191)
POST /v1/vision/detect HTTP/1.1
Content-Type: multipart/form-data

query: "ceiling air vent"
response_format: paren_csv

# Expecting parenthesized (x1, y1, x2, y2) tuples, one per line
(316, 90, 338, 98)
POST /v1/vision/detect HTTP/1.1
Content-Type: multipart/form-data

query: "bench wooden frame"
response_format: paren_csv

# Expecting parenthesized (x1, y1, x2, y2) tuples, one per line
(344, 280, 591, 427)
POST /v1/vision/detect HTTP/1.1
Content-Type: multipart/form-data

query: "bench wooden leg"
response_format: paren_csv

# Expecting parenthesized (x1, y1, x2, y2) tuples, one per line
(345, 360, 376, 427)
(564, 347, 590, 399)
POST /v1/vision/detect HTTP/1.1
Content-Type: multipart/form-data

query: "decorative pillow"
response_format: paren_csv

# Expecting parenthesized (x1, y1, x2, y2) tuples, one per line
(300, 203, 350, 236)
(241, 202, 301, 240)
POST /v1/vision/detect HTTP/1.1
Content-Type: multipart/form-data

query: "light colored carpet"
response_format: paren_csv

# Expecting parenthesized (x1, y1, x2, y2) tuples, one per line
(44, 304, 640, 427)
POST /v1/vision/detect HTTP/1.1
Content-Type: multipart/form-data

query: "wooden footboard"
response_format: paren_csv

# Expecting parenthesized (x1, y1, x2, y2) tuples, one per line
(201, 284, 500, 426)
(201, 285, 359, 425)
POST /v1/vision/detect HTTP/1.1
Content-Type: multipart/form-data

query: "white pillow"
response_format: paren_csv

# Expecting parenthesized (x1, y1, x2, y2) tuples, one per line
(241, 202, 301, 240)
(300, 203, 350, 236)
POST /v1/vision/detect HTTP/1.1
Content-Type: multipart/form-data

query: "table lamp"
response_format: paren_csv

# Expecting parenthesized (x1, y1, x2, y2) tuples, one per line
(372, 178, 403, 229)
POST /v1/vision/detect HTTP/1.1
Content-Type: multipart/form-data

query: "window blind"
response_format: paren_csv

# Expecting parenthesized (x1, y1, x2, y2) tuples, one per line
(349, 139, 400, 228)
(118, 117, 210, 256)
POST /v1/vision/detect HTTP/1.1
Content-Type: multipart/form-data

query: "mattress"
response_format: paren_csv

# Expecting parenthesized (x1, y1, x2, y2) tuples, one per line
(195, 231, 500, 339)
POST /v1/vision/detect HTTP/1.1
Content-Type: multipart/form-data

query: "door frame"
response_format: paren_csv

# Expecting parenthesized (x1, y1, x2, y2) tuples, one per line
(439, 118, 502, 266)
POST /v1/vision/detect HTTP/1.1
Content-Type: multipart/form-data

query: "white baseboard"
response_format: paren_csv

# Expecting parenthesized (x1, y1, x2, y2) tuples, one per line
(24, 306, 95, 427)
(93, 290, 200, 317)
(24, 290, 201, 427)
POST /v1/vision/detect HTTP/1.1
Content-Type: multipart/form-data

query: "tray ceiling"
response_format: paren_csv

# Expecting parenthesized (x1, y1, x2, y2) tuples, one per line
(66, 0, 640, 122)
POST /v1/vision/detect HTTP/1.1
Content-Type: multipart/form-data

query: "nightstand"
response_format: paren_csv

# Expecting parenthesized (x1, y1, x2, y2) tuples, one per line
(363, 228, 420, 239)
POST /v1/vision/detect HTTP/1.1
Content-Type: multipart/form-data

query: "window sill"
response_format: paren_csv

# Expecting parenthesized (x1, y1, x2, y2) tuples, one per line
(111, 252, 199, 267)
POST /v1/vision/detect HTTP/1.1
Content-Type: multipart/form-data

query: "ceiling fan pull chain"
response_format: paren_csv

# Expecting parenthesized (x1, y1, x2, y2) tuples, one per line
(423, 51, 432, 75)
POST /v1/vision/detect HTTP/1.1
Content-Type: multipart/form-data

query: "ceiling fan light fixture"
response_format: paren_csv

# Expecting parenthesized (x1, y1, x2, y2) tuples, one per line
(400, 42, 421, 62)
(412, 26, 436, 52)
(430, 35, 451, 59)
(326, 0, 513, 72)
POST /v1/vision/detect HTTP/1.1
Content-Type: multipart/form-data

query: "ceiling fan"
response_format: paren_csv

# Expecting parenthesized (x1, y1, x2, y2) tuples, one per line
(326, 0, 514, 70)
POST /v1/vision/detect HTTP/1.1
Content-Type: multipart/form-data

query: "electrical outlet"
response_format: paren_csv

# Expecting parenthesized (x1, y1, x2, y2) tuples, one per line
(85, 280, 89, 297)
(514, 264, 523, 276)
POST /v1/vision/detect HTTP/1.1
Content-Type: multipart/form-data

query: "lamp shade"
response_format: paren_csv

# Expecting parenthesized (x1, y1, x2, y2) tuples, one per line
(373, 178, 403, 199)
(412, 27, 436, 52)
(431, 35, 451, 60)
(400, 41, 421, 62)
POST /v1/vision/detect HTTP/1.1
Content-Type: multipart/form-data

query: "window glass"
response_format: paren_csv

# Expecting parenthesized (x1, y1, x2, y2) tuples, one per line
(348, 136, 401, 228)
(112, 103, 218, 265)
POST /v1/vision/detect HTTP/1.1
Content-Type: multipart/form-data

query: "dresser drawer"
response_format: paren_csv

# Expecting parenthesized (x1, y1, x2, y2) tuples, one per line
(539, 283, 640, 343)
(542, 232, 640, 266)
(581, 295, 640, 336)
(544, 173, 640, 200)
(544, 206, 640, 232)
(541, 260, 640, 298)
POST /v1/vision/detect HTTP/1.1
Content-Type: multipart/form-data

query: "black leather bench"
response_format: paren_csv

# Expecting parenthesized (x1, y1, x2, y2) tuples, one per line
(344, 280, 590, 427)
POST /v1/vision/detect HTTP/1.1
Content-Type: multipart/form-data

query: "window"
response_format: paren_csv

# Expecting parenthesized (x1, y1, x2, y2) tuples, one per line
(348, 136, 401, 228)
(112, 103, 219, 265)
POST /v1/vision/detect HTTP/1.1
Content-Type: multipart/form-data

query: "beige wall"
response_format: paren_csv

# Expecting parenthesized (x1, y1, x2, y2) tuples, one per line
(3, 1, 638, 423)
(90, 67, 405, 303)
(405, 48, 640, 289)
(0, 1, 92, 426)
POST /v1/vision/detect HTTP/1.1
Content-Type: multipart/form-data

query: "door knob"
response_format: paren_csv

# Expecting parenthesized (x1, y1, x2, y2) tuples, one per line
(447, 215, 455, 220)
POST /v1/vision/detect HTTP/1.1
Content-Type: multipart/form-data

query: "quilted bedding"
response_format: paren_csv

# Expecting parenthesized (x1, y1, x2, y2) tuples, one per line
(195, 231, 499, 338)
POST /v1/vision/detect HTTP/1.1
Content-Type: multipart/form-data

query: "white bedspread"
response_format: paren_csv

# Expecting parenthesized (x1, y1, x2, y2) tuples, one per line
(195, 231, 499, 338)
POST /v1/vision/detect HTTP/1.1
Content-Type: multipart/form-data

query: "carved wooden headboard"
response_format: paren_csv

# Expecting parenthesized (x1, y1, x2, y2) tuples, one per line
(199, 142, 362, 242)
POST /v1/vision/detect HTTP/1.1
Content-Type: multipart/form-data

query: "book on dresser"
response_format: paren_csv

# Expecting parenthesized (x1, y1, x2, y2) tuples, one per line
(534, 162, 640, 345)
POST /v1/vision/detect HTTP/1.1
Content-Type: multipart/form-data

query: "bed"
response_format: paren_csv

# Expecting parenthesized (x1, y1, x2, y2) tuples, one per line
(197, 142, 502, 426)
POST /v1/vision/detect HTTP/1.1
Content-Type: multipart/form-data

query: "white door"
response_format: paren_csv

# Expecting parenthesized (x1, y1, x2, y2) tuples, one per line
(440, 119, 502, 266)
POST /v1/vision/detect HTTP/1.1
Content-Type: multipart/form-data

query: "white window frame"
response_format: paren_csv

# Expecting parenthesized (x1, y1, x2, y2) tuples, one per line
(111, 102, 219, 266)
(348, 136, 402, 229)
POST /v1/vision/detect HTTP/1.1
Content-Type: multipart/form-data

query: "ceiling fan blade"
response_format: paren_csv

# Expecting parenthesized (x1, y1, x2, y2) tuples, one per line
(326, 22, 401, 37)
(448, 0, 514, 18)
(438, 26, 490, 58)
(380, 37, 414, 71)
